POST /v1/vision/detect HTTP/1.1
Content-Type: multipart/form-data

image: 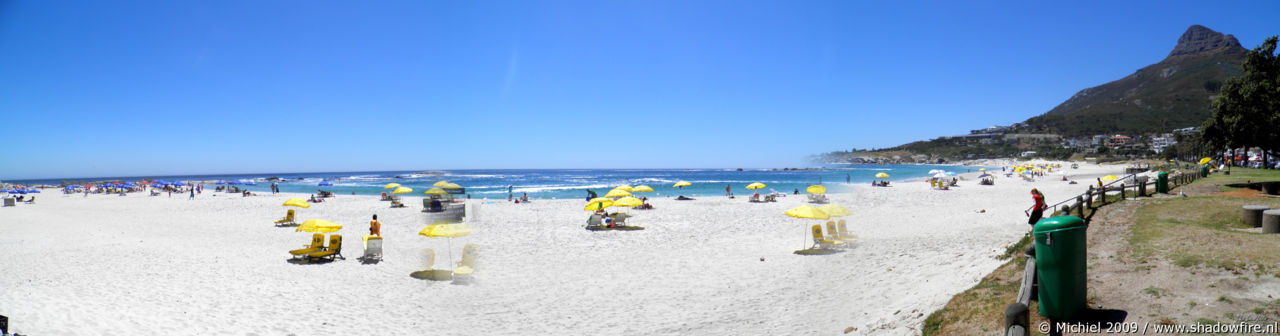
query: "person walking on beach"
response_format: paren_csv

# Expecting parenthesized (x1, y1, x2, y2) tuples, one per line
(725, 184, 731, 197)
(1026, 188, 1046, 226)
(369, 215, 381, 236)
(189, 188, 195, 200)
(508, 185, 514, 201)
(846, 174, 851, 184)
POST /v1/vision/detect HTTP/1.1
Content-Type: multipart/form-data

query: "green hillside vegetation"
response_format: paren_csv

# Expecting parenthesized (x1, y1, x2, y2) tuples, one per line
(1022, 52, 1244, 137)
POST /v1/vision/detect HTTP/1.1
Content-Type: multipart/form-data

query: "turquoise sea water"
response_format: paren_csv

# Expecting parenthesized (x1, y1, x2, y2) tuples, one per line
(7, 164, 985, 199)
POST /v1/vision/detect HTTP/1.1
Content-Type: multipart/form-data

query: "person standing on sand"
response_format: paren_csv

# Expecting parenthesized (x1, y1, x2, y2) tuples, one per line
(1026, 189, 1046, 226)
(846, 174, 851, 184)
(369, 215, 381, 236)
(508, 185, 514, 201)
(725, 184, 731, 197)
(189, 188, 195, 199)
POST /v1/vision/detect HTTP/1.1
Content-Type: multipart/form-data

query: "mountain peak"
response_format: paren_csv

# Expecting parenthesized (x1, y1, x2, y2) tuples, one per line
(1168, 25, 1243, 58)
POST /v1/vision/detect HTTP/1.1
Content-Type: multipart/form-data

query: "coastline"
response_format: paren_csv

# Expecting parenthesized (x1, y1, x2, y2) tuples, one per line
(0, 161, 1124, 334)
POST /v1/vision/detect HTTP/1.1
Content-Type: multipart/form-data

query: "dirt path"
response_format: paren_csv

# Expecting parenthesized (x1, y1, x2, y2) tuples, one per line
(1083, 199, 1280, 331)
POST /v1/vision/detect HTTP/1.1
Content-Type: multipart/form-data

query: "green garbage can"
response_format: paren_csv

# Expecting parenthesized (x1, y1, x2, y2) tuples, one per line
(1201, 165, 1209, 177)
(1156, 171, 1169, 193)
(1034, 216, 1088, 320)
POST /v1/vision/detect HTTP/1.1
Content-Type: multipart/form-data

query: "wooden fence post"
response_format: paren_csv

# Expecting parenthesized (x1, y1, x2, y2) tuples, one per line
(1076, 196, 1084, 217)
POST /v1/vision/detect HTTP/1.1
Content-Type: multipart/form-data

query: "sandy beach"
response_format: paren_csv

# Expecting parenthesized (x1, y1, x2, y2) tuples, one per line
(0, 162, 1127, 335)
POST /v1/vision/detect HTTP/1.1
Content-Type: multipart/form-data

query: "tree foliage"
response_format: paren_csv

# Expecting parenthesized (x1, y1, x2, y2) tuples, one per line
(1203, 36, 1280, 166)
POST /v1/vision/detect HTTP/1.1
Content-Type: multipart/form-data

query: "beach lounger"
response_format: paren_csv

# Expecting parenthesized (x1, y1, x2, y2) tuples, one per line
(411, 249, 454, 281)
(2, 198, 14, 207)
(359, 235, 383, 263)
(307, 235, 344, 262)
(390, 200, 405, 208)
(381, 192, 394, 201)
(807, 194, 828, 204)
(453, 244, 478, 282)
(810, 224, 844, 249)
(836, 220, 860, 241)
(749, 194, 762, 203)
(274, 209, 296, 226)
(23, 196, 35, 204)
(289, 233, 326, 259)
(826, 221, 854, 245)
(764, 194, 778, 202)
(150, 190, 161, 196)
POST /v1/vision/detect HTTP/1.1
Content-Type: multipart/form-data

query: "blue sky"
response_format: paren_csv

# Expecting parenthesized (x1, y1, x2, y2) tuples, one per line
(2, 1, 1278, 179)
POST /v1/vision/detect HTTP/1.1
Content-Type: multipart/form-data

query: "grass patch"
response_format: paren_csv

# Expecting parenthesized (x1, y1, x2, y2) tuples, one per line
(1195, 167, 1280, 192)
(1128, 197, 1280, 271)
(998, 235, 1033, 260)
(1218, 296, 1234, 304)
(1144, 286, 1168, 298)
(920, 254, 1045, 335)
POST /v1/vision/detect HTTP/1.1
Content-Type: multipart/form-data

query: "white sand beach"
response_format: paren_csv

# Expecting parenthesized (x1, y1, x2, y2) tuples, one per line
(0, 163, 1127, 335)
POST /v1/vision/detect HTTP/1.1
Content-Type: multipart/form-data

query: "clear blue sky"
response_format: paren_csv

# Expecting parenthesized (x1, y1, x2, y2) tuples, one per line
(2, 1, 1278, 179)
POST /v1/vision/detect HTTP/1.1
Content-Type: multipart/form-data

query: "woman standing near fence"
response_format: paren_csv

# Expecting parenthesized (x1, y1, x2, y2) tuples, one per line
(1026, 188, 1045, 226)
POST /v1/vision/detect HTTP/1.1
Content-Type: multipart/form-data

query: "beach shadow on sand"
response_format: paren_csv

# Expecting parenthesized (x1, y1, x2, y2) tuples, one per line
(285, 258, 336, 265)
(409, 270, 454, 281)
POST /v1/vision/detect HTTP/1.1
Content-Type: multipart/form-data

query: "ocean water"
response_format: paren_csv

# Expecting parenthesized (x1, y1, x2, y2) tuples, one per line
(8, 164, 986, 199)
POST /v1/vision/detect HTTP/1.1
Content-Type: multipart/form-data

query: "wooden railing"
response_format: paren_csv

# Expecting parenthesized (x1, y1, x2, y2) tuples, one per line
(1004, 169, 1204, 335)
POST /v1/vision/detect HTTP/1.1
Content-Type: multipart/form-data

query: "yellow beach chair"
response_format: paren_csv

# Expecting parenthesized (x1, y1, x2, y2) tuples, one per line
(811, 224, 844, 249)
(307, 234, 344, 262)
(453, 244, 478, 282)
(837, 220, 860, 241)
(410, 249, 454, 281)
(826, 221, 854, 245)
(289, 233, 325, 258)
(275, 209, 296, 226)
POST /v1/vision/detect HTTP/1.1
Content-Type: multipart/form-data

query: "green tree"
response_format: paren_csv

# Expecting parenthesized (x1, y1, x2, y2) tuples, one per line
(1203, 36, 1280, 168)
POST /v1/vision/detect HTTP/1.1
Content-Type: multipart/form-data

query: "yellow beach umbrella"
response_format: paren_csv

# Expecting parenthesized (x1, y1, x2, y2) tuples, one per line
(614, 184, 633, 192)
(612, 196, 644, 208)
(978, 168, 986, 171)
(631, 185, 653, 192)
(746, 182, 767, 190)
(392, 186, 413, 194)
(1199, 157, 1212, 165)
(875, 172, 890, 178)
(785, 205, 830, 220)
(296, 219, 342, 233)
(433, 180, 451, 187)
(1101, 175, 1118, 181)
(282, 198, 311, 208)
(419, 220, 473, 238)
(604, 189, 632, 198)
(442, 183, 463, 189)
(419, 219, 472, 272)
(818, 204, 852, 217)
(586, 198, 614, 211)
(806, 185, 826, 194)
(673, 181, 692, 188)
(424, 187, 448, 196)
(383, 183, 401, 189)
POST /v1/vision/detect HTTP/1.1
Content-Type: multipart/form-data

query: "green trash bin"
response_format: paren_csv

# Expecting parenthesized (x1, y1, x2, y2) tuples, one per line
(1201, 165, 1209, 177)
(1156, 171, 1169, 193)
(1034, 216, 1088, 320)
